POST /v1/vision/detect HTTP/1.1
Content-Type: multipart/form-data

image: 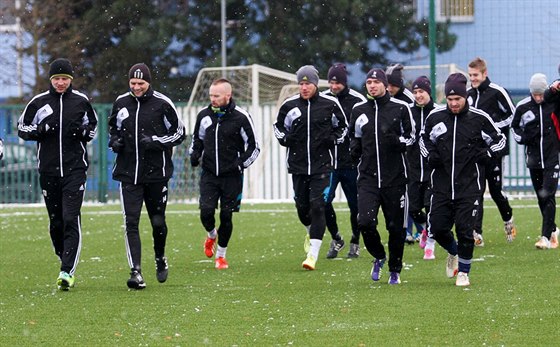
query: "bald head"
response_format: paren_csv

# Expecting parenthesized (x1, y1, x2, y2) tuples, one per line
(209, 78, 232, 107)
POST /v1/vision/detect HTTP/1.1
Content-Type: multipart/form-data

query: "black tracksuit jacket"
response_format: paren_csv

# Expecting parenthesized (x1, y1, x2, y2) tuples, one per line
(109, 87, 185, 184)
(321, 87, 366, 170)
(511, 96, 559, 169)
(189, 99, 260, 176)
(18, 85, 98, 176)
(419, 104, 507, 199)
(274, 92, 348, 175)
(408, 99, 437, 183)
(467, 78, 515, 155)
(350, 92, 415, 188)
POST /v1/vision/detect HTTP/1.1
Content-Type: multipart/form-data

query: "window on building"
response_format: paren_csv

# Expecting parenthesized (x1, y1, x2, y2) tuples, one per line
(437, 0, 474, 23)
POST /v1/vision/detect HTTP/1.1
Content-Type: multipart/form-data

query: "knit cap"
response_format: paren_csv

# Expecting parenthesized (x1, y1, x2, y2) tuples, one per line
(296, 65, 319, 85)
(129, 63, 152, 83)
(529, 73, 547, 94)
(49, 58, 74, 80)
(386, 63, 404, 88)
(444, 73, 468, 98)
(327, 63, 347, 85)
(365, 68, 388, 87)
(412, 76, 431, 95)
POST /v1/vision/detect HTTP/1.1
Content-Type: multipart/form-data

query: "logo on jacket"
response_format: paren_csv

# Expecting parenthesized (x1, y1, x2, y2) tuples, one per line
(430, 122, 447, 142)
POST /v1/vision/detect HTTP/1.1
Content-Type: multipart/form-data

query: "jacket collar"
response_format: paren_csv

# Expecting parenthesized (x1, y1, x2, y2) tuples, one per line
(130, 86, 154, 101)
(474, 77, 491, 92)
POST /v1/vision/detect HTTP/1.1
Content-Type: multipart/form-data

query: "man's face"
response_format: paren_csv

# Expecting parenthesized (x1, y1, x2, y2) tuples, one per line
(329, 81, 345, 95)
(209, 83, 231, 107)
(532, 93, 544, 104)
(446, 95, 466, 114)
(299, 81, 317, 100)
(413, 88, 430, 106)
(129, 78, 150, 97)
(50, 77, 71, 93)
(366, 79, 386, 98)
(387, 84, 400, 97)
(468, 67, 487, 89)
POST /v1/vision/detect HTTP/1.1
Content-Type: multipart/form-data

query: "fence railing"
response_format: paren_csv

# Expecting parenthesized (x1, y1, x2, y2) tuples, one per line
(0, 103, 537, 204)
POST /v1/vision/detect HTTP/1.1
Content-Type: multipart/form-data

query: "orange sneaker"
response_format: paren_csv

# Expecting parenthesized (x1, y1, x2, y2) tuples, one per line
(215, 257, 229, 270)
(204, 237, 216, 258)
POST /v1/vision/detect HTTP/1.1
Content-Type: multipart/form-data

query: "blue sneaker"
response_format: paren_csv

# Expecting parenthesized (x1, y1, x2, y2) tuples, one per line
(370, 258, 386, 281)
(388, 272, 401, 285)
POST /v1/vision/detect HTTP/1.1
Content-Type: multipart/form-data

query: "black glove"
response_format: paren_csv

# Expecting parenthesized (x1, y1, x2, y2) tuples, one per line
(476, 148, 491, 165)
(109, 136, 124, 153)
(520, 133, 536, 145)
(384, 134, 406, 152)
(190, 155, 200, 167)
(140, 134, 160, 150)
(72, 125, 90, 141)
(37, 121, 58, 136)
(236, 157, 245, 171)
(428, 152, 443, 169)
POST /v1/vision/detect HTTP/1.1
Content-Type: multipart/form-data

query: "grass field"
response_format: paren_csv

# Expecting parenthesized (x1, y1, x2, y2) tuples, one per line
(0, 199, 558, 346)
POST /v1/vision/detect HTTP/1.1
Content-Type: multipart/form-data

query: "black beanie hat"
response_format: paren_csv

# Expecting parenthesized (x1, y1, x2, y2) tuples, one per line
(444, 73, 468, 98)
(365, 68, 388, 87)
(327, 63, 347, 85)
(386, 63, 404, 88)
(49, 58, 74, 80)
(129, 63, 152, 83)
(412, 76, 431, 95)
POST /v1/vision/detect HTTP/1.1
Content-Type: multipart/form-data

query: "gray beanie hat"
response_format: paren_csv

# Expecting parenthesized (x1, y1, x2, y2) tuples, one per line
(529, 73, 547, 94)
(296, 65, 319, 85)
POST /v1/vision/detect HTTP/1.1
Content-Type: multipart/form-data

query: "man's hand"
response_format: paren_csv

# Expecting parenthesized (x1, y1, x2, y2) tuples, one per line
(109, 136, 124, 153)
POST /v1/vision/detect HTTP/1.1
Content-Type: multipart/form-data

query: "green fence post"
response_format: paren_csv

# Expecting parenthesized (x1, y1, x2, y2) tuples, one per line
(97, 105, 109, 203)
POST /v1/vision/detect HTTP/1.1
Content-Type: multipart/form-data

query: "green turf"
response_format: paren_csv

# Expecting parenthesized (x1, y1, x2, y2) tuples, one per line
(0, 200, 558, 346)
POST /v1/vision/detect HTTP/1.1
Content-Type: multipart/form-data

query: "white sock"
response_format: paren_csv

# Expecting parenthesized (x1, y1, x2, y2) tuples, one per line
(425, 238, 436, 251)
(309, 239, 322, 259)
(216, 246, 227, 258)
(208, 229, 217, 239)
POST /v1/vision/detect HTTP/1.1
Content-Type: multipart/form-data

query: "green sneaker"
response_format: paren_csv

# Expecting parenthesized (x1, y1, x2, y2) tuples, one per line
(57, 271, 75, 291)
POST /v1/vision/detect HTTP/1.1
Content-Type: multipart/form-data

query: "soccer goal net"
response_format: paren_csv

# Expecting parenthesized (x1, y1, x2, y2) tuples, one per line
(183, 64, 330, 201)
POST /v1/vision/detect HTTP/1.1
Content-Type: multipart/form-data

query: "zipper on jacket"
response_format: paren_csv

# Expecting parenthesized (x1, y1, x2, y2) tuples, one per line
(538, 104, 544, 169)
(373, 99, 381, 188)
(419, 107, 425, 182)
(306, 100, 311, 176)
(134, 99, 140, 184)
(59, 94, 64, 177)
(215, 121, 220, 175)
(451, 117, 457, 200)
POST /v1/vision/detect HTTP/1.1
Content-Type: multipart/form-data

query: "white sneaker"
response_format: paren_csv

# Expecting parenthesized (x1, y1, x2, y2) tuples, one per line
(473, 231, 484, 247)
(535, 236, 551, 249)
(304, 233, 310, 254)
(446, 254, 458, 278)
(455, 272, 470, 286)
(550, 228, 559, 249)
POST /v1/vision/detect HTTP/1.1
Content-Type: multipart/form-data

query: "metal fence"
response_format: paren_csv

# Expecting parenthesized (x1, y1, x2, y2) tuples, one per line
(0, 102, 537, 204)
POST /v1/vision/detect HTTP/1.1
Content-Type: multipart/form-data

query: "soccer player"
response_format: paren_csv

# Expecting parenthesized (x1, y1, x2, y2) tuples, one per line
(467, 57, 517, 245)
(512, 73, 559, 249)
(408, 76, 438, 260)
(18, 58, 98, 291)
(350, 68, 415, 285)
(189, 78, 260, 270)
(273, 65, 347, 270)
(109, 63, 185, 289)
(320, 63, 366, 258)
(420, 73, 506, 286)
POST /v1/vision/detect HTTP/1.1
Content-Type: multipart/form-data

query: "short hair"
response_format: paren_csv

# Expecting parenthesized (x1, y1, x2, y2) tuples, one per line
(468, 57, 487, 73)
(211, 78, 231, 86)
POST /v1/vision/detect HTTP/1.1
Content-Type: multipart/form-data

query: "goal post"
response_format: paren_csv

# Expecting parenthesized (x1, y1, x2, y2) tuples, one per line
(184, 64, 330, 201)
